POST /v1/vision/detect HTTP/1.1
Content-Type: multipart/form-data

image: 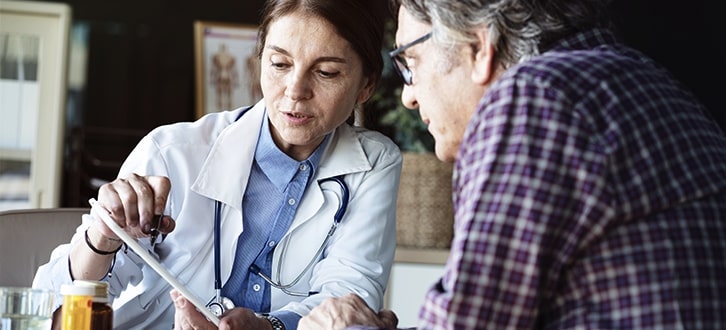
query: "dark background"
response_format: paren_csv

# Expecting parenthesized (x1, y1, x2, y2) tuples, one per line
(32, 0, 723, 207)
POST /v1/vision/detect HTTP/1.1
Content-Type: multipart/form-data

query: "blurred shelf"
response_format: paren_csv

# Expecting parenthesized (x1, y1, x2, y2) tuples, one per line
(394, 247, 449, 265)
(0, 148, 32, 161)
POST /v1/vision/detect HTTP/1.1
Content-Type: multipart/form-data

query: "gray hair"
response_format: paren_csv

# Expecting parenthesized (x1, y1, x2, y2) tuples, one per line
(391, 0, 612, 68)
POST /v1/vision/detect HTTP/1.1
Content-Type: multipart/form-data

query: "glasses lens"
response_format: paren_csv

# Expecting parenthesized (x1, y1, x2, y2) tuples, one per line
(392, 55, 412, 85)
(389, 32, 431, 85)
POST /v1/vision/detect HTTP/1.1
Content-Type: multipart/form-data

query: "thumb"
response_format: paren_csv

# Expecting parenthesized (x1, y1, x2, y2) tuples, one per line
(378, 309, 399, 329)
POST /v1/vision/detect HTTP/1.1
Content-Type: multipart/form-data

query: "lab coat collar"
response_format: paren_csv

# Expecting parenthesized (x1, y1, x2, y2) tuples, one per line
(191, 100, 372, 210)
(317, 123, 373, 179)
(190, 101, 264, 209)
(286, 123, 372, 235)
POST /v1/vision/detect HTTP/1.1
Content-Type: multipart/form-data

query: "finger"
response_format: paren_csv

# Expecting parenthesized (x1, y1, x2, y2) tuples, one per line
(145, 175, 171, 214)
(298, 314, 320, 330)
(345, 293, 369, 308)
(338, 293, 373, 315)
(299, 307, 330, 330)
(145, 176, 175, 234)
(301, 296, 347, 330)
(334, 294, 384, 327)
(159, 215, 177, 235)
(218, 308, 265, 330)
(172, 291, 215, 330)
(126, 173, 159, 234)
(378, 310, 399, 329)
(172, 291, 208, 330)
(169, 289, 182, 301)
(98, 178, 139, 231)
(171, 290, 187, 330)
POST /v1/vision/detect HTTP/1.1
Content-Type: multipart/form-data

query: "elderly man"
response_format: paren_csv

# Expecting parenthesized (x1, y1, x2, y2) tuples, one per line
(300, 0, 726, 329)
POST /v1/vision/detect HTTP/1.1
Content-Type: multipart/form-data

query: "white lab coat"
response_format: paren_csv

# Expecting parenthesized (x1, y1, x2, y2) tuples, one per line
(33, 100, 402, 329)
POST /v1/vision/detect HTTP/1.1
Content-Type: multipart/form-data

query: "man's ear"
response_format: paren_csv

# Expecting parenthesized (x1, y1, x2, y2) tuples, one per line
(471, 28, 496, 85)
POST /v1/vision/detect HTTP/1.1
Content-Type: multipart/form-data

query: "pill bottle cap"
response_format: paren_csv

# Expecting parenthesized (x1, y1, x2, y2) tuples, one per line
(73, 280, 109, 298)
(60, 284, 95, 296)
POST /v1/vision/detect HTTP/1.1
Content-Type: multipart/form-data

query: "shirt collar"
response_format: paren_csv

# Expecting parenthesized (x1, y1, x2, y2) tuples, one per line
(255, 115, 330, 190)
(547, 28, 619, 53)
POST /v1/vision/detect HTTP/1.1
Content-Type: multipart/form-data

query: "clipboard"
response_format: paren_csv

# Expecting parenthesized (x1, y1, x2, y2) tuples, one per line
(88, 198, 221, 326)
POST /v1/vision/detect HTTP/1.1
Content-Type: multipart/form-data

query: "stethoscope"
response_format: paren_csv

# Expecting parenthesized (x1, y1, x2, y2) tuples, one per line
(205, 175, 349, 316)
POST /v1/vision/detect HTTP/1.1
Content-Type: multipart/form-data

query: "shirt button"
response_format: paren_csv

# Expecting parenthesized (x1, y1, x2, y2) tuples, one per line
(288, 198, 296, 205)
(299, 164, 308, 171)
(268, 241, 276, 247)
(253, 284, 261, 292)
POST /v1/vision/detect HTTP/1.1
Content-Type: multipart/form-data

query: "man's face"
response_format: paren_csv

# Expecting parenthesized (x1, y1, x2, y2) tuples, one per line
(394, 7, 487, 162)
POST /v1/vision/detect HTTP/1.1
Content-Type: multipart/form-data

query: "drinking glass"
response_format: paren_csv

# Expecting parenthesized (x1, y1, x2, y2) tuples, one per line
(0, 287, 54, 330)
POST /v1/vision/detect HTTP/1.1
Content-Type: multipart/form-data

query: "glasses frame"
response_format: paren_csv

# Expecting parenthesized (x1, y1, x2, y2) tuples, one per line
(388, 32, 432, 85)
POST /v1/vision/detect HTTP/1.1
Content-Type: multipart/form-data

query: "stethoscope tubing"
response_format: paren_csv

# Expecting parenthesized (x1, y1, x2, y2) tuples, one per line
(213, 200, 223, 305)
(211, 175, 349, 299)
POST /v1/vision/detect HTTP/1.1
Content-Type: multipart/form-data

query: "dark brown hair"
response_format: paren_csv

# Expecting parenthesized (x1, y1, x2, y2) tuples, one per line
(257, 0, 389, 85)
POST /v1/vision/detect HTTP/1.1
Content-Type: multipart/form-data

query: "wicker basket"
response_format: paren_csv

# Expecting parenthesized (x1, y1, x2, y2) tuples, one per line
(395, 152, 454, 249)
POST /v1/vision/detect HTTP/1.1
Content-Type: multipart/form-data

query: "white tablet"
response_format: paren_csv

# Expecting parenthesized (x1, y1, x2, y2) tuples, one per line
(89, 198, 221, 326)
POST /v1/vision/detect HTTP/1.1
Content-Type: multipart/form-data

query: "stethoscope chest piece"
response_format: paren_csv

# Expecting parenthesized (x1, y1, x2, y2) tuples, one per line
(206, 296, 235, 316)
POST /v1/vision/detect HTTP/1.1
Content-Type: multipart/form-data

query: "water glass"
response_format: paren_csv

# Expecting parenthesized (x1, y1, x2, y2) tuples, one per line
(0, 287, 54, 330)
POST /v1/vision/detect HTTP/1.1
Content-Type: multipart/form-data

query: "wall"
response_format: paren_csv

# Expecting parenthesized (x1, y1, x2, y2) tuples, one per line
(610, 0, 724, 129)
(30, 0, 267, 206)
(39, 0, 722, 130)
(48, 0, 722, 132)
(42, 0, 723, 198)
(65, 0, 266, 129)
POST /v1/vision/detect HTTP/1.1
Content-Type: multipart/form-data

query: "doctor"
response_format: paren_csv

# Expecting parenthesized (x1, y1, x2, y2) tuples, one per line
(33, 0, 401, 329)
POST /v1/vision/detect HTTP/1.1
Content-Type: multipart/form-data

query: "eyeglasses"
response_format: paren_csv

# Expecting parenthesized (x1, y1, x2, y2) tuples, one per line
(388, 32, 432, 85)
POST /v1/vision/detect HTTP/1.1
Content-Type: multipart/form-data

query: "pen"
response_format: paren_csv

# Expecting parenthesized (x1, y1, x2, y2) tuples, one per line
(150, 214, 163, 246)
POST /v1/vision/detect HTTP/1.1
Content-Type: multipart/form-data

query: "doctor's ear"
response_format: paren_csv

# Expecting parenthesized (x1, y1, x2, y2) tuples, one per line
(356, 75, 377, 104)
(470, 28, 496, 85)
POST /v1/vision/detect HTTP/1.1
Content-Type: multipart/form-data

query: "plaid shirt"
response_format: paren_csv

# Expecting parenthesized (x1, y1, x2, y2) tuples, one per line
(418, 28, 726, 329)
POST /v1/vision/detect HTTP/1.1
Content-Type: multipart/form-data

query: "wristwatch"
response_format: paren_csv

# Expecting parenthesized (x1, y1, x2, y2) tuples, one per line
(258, 313, 285, 330)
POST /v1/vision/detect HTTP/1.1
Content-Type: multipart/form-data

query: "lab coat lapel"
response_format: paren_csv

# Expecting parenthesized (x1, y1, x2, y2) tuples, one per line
(191, 102, 265, 209)
(190, 102, 266, 283)
(287, 124, 372, 232)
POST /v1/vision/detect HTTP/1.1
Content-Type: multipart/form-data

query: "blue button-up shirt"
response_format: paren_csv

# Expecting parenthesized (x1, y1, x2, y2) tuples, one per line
(222, 116, 329, 328)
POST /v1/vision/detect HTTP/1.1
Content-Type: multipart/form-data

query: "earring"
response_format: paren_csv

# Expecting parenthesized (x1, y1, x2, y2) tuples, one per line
(353, 103, 364, 126)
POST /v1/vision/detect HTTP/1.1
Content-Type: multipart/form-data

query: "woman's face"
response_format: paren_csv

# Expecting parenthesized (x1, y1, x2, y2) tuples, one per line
(260, 11, 375, 160)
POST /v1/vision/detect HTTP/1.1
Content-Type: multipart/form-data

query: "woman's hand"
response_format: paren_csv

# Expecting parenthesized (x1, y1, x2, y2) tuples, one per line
(71, 174, 177, 280)
(171, 290, 216, 330)
(93, 173, 175, 241)
(170, 290, 274, 330)
(95, 173, 175, 239)
(299, 293, 399, 330)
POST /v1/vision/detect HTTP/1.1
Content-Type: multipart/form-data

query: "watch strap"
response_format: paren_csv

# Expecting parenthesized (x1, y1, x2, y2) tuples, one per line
(258, 313, 285, 330)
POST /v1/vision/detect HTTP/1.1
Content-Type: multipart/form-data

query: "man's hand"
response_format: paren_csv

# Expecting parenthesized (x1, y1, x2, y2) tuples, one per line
(299, 294, 398, 330)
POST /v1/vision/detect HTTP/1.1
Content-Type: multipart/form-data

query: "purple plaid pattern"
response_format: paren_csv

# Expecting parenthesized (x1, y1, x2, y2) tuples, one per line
(417, 28, 726, 329)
